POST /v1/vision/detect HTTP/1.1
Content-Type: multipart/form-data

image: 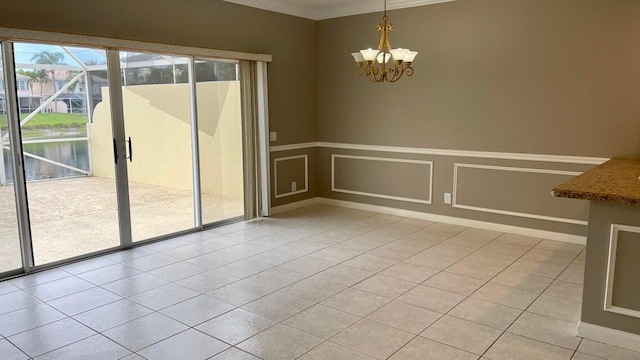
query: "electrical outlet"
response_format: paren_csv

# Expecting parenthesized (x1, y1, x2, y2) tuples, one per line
(291, 181, 297, 192)
(444, 193, 452, 204)
(269, 132, 277, 142)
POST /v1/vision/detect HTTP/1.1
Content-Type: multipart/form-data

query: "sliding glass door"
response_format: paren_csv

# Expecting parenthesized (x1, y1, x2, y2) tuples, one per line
(12, 42, 121, 265)
(0, 39, 257, 278)
(119, 52, 195, 242)
(195, 58, 244, 224)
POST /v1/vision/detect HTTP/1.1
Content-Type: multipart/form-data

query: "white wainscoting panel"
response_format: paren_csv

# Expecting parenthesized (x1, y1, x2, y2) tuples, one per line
(452, 163, 587, 225)
(331, 154, 433, 205)
(270, 141, 608, 165)
(604, 224, 640, 319)
(274, 154, 308, 199)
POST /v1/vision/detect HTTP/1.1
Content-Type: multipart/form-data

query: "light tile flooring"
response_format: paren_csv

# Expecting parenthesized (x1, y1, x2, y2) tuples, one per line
(1, 205, 639, 360)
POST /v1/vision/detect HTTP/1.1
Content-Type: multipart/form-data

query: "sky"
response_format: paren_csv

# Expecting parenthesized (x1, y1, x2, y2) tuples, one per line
(13, 42, 106, 66)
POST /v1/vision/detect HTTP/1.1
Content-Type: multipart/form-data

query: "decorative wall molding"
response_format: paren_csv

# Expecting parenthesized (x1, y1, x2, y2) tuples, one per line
(274, 155, 309, 199)
(452, 163, 587, 226)
(270, 142, 317, 153)
(604, 224, 640, 319)
(270, 141, 608, 165)
(332, 154, 433, 205)
(319, 142, 607, 165)
(223, 0, 455, 20)
(577, 322, 640, 353)
(0, 27, 272, 63)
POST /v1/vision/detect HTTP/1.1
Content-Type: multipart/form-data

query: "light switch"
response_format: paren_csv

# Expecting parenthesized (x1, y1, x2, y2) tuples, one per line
(269, 132, 277, 142)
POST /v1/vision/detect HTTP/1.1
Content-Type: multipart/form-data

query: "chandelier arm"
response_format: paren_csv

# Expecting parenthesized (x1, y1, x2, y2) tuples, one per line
(389, 73, 402, 83)
(389, 63, 404, 82)
(365, 65, 377, 82)
(404, 65, 415, 77)
(367, 65, 383, 82)
(366, 69, 377, 82)
(376, 68, 384, 83)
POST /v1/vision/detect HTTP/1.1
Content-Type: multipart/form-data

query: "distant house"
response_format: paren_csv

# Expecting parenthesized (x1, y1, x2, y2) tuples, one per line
(0, 71, 34, 114)
(1, 53, 233, 116)
(0, 69, 92, 114)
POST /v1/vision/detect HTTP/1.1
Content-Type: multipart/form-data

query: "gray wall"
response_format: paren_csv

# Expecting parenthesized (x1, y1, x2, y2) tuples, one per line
(311, 0, 640, 235)
(317, 0, 640, 156)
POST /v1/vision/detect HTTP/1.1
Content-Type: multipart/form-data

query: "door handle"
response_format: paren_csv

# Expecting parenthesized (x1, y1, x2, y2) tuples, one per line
(126, 137, 133, 162)
(113, 138, 118, 164)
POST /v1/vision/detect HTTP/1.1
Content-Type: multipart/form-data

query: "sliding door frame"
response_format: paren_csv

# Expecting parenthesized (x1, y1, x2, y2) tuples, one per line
(188, 57, 203, 229)
(0, 42, 34, 273)
(256, 62, 271, 217)
(106, 49, 134, 248)
(0, 34, 271, 278)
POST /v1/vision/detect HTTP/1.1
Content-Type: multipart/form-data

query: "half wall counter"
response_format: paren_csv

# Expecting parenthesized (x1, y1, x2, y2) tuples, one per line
(553, 158, 640, 352)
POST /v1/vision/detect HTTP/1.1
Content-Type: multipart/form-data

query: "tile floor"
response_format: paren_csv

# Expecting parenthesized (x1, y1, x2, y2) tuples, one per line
(1, 204, 639, 360)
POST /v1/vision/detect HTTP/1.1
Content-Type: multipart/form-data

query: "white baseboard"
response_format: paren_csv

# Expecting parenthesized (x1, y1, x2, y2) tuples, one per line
(270, 197, 320, 214)
(318, 198, 586, 244)
(578, 322, 640, 353)
(269, 197, 586, 245)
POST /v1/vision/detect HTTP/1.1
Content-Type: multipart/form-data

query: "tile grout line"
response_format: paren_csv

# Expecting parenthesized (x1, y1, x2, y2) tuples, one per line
(380, 235, 584, 358)
(291, 224, 473, 359)
(378, 230, 518, 359)
(476, 242, 583, 359)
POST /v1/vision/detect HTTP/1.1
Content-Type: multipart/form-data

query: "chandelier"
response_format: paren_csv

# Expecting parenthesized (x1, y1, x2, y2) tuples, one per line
(351, 0, 418, 83)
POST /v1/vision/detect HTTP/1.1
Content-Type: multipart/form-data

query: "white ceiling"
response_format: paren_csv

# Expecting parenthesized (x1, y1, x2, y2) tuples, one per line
(223, 0, 455, 20)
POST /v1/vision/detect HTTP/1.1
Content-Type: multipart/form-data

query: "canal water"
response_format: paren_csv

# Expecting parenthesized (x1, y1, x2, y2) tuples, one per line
(1, 141, 90, 182)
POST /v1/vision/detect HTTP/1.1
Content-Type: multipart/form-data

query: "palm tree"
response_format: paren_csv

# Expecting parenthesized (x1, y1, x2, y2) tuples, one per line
(17, 69, 38, 95)
(34, 70, 49, 95)
(30, 51, 66, 93)
(17, 69, 48, 109)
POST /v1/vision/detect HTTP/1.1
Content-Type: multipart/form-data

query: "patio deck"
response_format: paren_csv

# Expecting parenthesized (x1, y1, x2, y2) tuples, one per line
(0, 176, 243, 269)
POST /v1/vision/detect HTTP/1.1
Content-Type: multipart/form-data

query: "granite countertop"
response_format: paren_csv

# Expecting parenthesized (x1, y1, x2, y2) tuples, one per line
(552, 158, 640, 206)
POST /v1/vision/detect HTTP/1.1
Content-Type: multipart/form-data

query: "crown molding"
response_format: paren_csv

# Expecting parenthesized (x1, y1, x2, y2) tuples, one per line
(223, 0, 317, 20)
(316, 0, 456, 20)
(223, 0, 456, 20)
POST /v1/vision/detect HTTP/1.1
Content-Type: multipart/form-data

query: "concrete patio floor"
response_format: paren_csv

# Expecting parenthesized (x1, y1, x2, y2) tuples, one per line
(0, 176, 243, 269)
